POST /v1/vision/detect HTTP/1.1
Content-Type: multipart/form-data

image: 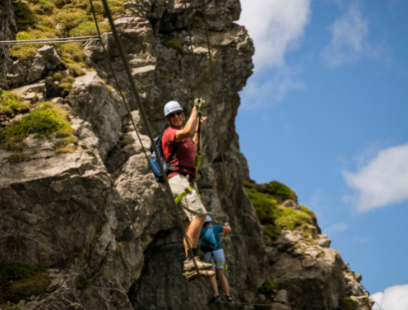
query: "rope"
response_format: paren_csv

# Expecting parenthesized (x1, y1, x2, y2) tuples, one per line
(98, 0, 212, 292)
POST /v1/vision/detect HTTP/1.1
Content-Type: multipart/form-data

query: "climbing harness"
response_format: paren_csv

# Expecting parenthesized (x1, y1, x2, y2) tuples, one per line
(210, 251, 228, 270)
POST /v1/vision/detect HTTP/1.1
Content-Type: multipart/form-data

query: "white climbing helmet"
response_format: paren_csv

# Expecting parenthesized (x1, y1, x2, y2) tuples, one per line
(205, 215, 212, 223)
(164, 101, 183, 117)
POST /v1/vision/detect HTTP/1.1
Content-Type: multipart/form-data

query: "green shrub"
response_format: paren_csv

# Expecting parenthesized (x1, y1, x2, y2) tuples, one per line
(0, 102, 71, 142)
(0, 91, 30, 114)
(65, 63, 86, 77)
(8, 153, 28, 163)
(265, 181, 297, 201)
(10, 273, 50, 296)
(54, 135, 78, 149)
(14, 0, 37, 30)
(69, 21, 110, 37)
(0, 263, 49, 304)
(246, 188, 277, 224)
(58, 10, 88, 32)
(258, 278, 277, 295)
(56, 128, 74, 137)
(274, 206, 314, 231)
(29, 0, 55, 14)
(2, 141, 26, 152)
(244, 180, 316, 244)
(339, 296, 358, 310)
(164, 38, 184, 54)
(300, 205, 316, 220)
(60, 43, 86, 63)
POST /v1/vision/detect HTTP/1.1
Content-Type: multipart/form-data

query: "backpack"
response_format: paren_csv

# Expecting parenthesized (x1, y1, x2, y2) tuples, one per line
(200, 226, 218, 252)
(149, 134, 180, 183)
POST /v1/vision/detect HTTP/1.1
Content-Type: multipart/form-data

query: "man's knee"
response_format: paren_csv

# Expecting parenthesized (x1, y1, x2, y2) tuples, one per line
(197, 213, 207, 221)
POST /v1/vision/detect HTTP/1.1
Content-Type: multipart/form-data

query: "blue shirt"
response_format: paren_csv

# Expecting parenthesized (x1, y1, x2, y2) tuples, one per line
(200, 224, 223, 252)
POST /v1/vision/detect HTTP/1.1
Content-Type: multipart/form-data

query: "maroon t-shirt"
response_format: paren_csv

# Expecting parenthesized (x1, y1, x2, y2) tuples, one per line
(162, 127, 196, 178)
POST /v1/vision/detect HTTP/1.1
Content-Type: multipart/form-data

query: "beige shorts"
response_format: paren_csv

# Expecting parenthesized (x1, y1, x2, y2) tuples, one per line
(169, 174, 207, 222)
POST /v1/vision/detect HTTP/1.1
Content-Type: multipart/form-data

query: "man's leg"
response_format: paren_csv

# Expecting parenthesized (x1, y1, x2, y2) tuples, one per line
(184, 213, 207, 256)
(183, 219, 191, 257)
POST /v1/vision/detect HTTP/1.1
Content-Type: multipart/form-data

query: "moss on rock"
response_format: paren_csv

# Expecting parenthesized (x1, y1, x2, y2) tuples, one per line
(244, 180, 316, 245)
(0, 263, 49, 304)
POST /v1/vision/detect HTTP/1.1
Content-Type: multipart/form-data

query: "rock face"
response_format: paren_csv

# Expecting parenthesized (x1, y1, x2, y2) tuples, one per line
(6, 54, 46, 89)
(0, 1, 373, 310)
(0, 0, 17, 89)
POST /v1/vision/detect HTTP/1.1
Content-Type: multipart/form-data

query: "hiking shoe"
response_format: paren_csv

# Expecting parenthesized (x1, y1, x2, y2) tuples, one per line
(225, 295, 233, 302)
(184, 269, 215, 281)
(183, 256, 213, 271)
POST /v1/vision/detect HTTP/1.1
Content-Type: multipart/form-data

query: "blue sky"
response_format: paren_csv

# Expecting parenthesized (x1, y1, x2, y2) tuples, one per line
(236, 0, 408, 308)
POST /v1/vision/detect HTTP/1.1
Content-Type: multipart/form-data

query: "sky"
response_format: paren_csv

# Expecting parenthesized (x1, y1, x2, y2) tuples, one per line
(236, 0, 408, 309)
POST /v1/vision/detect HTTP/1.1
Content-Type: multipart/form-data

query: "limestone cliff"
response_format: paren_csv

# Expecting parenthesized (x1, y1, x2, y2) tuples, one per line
(0, 1, 373, 310)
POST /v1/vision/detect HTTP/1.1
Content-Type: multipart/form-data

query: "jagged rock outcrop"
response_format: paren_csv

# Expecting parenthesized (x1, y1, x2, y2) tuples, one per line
(0, 0, 373, 310)
(0, 0, 17, 89)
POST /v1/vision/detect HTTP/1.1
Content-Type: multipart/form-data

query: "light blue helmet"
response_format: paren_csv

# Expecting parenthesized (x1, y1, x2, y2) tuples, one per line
(164, 100, 183, 117)
(205, 215, 212, 223)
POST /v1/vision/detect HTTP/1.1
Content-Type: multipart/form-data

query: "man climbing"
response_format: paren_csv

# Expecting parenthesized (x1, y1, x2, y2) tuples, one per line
(162, 100, 213, 276)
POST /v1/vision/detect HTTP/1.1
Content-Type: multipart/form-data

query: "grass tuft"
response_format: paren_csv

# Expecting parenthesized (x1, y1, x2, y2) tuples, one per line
(339, 296, 358, 310)
(55, 128, 74, 137)
(8, 153, 28, 163)
(0, 91, 30, 115)
(14, 1, 37, 30)
(0, 102, 71, 143)
(258, 278, 277, 295)
(10, 272, 50, 296)
(164, 38, 184, 54)
(0, 263, 49, 304)
(55, 145, 76, 154)
(54, 135, 78, 149)
(2, 140, 27, 152)
(244, 181, 315, 245)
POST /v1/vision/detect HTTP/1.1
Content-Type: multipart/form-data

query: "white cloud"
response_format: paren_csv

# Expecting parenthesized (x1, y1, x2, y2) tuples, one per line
(239, 0, 311, 70)
(240, 66, 305, 109)
(343, 144, 408, 212)
(322, 3, 382, 67)
(371, 285, 408, 310)
(324, 223, 348, 235)
(238, 0, 311, 109)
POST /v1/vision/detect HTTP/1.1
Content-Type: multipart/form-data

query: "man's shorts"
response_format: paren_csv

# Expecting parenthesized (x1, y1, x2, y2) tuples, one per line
(203, 248, 226, 269)
(169, 174, 207, 222)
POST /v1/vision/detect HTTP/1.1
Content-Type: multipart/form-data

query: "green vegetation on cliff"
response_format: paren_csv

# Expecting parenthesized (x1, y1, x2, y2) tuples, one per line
(244, 180, 316, 245)
(9, 0, 121, 82)
(0, 90, 30, 115)
(0, 102, 76, 160)
(0, 263, 50, 305)
(0, 102, 71, 142)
